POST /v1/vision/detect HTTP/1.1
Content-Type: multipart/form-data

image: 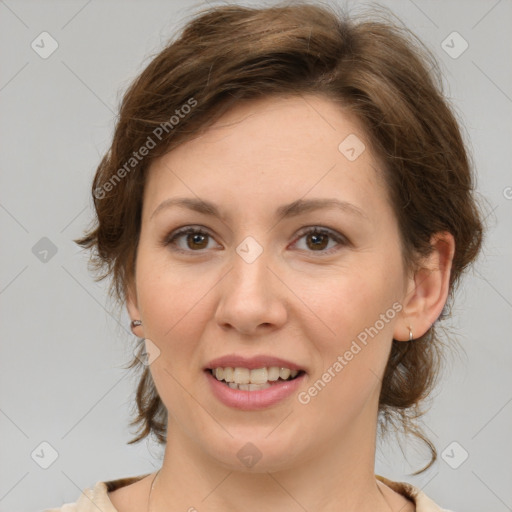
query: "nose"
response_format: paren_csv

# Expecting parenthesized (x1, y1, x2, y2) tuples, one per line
(214, 247, 288, 336)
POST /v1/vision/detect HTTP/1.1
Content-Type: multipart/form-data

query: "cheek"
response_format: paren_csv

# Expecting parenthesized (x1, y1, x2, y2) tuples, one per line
(312, 260, 402, 345)
(299, 293, 396, 432)
(304, 261, 402, 399)
(134, 257, 212, 408)
(136, 259, 213, 424)
(135, 248, 215, 342)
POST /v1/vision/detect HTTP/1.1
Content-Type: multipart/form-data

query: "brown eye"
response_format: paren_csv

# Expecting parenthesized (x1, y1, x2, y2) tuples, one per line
(185, 232, 209, 250)
(306, 231, 329, 251)
(164, 225, 347, 256)
(165, 227, 218, 253)
(293, 227, 347, 255)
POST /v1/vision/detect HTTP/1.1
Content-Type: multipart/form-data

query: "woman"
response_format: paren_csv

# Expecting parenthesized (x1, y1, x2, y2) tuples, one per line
(47, 1, 483, 511)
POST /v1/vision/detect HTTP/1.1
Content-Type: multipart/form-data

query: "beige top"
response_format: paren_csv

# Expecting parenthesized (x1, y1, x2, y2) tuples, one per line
(44, 473, 455, 511)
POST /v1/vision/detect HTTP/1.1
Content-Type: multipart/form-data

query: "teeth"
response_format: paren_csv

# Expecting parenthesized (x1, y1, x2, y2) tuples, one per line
(249, 383, 271, 391)
(249, 367, 268, 384)
(210, 366, 301, 386)
(279, 368, 291, 380)
(233, 367, 250, 384)
(267, 366, 280, 381)
(223, 367, 234, 382)
(229, 382, 272, 391)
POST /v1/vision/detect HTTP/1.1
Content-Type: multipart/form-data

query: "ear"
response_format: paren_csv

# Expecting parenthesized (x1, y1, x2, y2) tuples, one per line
(126, 277, 144, 338)
(394, 231, 455, 342)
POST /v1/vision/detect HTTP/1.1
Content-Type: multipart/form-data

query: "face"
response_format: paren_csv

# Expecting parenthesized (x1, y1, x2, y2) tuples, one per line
(128, 94, 411, 472)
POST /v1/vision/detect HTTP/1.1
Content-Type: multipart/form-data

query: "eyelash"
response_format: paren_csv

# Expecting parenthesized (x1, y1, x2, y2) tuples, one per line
(163, 225, 348, 256)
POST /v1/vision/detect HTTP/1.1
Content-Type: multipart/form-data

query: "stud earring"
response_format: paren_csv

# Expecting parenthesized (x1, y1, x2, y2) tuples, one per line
(131, 319, 142, 331)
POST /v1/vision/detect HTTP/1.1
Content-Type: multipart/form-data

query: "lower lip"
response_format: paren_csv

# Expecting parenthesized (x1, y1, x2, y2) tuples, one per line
(205, 370, 305, 410)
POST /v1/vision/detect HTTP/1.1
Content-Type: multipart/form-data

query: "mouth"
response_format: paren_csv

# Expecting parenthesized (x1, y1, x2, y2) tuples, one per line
(203, 355, 307, 409)
(206, 366, 306, 391)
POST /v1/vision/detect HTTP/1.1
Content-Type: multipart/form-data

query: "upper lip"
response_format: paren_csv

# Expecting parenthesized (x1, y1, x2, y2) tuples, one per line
(205, 354, 306, 372)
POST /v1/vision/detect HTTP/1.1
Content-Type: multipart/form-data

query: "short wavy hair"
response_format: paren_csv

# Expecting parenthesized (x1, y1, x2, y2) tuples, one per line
(75, 1, 484, 474)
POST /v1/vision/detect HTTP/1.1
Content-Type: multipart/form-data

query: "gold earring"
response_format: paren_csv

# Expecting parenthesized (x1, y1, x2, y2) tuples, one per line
(408, 326, 413, 341)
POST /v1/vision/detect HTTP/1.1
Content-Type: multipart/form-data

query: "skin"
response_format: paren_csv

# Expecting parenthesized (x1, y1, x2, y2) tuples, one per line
(113, 94, 455, 512)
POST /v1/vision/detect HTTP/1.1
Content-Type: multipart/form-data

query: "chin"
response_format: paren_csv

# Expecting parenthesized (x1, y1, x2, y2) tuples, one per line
(202, 433, 306, 473)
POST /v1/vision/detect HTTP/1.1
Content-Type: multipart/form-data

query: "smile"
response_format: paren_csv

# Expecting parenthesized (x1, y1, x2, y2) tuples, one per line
(205, 367, 306, 410)
(208, 366, 304, 390)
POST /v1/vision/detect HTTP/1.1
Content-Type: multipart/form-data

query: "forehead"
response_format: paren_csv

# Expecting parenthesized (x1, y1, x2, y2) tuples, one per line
(144, 94, 390, 222)
(181, 94, 373, 164)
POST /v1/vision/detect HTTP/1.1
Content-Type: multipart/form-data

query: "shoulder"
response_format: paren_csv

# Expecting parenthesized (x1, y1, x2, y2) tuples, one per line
(108, 473, 156, 512)
(44, 473, 152, 512)
(376, 474, 457, 512)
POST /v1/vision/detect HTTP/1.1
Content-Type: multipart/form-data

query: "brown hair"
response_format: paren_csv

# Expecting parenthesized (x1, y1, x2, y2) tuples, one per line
(75, 1, 484, 474)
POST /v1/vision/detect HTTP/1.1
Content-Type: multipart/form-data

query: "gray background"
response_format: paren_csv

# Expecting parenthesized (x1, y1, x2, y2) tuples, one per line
(1, 0, 511, 511)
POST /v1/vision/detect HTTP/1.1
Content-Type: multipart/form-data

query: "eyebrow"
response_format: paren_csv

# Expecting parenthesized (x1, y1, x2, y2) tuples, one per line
(150, 196, 368, 222)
